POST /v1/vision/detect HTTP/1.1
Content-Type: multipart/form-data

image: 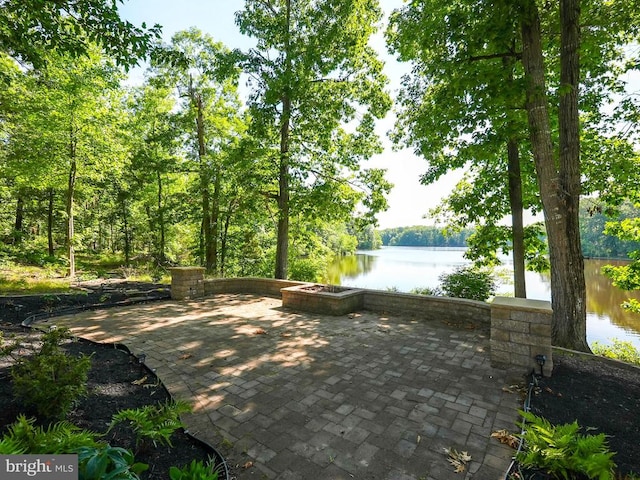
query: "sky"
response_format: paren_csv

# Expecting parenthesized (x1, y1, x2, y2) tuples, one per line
(117, 0, 463, 230)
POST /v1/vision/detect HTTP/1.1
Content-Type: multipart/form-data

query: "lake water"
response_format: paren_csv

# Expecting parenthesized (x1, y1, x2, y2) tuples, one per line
(325, 246, 640, 349)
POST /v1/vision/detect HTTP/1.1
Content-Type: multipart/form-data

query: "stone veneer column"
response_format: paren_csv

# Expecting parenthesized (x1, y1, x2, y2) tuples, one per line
(490, 297, 554, 377)
(169, 267, 205, 300)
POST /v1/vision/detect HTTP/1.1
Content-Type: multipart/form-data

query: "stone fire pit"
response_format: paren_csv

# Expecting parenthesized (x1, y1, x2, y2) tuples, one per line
(280, 284, 364, 315)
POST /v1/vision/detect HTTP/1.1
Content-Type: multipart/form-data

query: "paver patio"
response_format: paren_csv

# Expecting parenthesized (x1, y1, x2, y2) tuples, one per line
(51, 293, 521, 480)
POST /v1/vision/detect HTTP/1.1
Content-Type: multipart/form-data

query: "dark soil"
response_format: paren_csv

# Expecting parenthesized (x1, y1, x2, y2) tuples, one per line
(510, 352, 640, 479)
(0, 281, 227, 479)
(2, 282, 639, 479)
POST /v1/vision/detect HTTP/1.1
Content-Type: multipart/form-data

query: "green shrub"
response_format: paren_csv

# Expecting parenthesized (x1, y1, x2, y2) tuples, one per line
(591, 339, 640, 366)
(109, 400, 192, 449)
(11, 328, 91, 420)
(409, 286, 441, 296)
(517, 410, 616, 480)
(438, 265, 496, 301)
(0, 414, 99, 454)
(169, 459, 219, 480)
(77, 445, 148, 480)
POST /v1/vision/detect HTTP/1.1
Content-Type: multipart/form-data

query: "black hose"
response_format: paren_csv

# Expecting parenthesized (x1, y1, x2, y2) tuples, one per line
(503, 369, 539, 479)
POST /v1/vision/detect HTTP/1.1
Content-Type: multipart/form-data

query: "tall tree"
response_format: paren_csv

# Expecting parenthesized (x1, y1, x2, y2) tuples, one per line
(517, 0, 588, 350)
(153, 29, 245, 274)
(387, 1, 535, 297)
(236, 0, 392, 279)
(389, 0, 639, 350)
(6, 49, 126, 277)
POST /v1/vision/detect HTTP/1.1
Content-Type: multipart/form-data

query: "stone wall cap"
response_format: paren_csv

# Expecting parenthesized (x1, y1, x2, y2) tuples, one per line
(492, 296, 551, 312)
(169, 267, 206, 271)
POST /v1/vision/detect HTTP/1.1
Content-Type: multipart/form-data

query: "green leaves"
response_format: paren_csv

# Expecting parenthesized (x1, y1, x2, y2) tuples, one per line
(517, 410, 616, 480)
(0, 0, 161, 69)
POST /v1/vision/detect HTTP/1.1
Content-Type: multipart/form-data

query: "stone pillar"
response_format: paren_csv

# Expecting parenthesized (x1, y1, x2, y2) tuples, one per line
(169, 267, 205, 300)
(490, 297, 554, 377)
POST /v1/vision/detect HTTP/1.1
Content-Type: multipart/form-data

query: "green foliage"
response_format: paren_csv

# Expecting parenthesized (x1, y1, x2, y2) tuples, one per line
(77, 445, 148, 480)
(0, 414, 100, 454)
(169, 459, 219, 480)
(109, 400, 191, 449)
(438, 266, 496, 301)
(517, 411, 616, 480)
(10, 327, 91, 420)
(591, 339, 640, 366)
(409, 286, 441, 296)
(0, 0, 161, 68)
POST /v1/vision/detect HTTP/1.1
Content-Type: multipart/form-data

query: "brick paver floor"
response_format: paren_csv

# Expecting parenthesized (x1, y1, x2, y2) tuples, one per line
(51, 294, 521, 480)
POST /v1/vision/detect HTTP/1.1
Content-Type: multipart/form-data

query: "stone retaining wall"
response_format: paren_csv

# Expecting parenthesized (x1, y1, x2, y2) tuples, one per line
(490, 297, 554, 376)
(363, 290, 491, 324)
(204, 277, 307, 297)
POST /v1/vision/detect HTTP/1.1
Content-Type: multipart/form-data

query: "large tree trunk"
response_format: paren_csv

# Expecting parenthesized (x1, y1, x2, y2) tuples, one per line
(520, 0, 588, 351)
(275, 0, 292, 280)
(507, 138, 526, 298)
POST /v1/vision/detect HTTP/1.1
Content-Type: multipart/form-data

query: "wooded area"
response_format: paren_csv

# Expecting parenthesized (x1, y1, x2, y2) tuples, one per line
(1, 0, 640, 350)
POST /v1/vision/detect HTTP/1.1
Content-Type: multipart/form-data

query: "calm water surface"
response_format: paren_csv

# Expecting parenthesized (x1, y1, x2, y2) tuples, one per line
(326, 246, 640, 349)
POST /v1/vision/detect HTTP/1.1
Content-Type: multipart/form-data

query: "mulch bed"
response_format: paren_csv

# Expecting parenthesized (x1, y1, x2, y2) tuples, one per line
(508, 352, 640, 479)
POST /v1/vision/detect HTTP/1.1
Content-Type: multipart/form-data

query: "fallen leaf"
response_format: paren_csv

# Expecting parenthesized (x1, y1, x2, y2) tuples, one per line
(491, 430, 519, 449)
(179, 353, 192, 360)
(255, 328, 267, 335)
(444, 447, 472, 473)
(242, 461, 253, 469)
(131, 375, 147, 385)
(280, 332, 292, 338)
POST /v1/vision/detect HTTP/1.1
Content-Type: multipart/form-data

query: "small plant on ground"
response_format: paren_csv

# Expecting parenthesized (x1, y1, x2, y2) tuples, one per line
(0, 414, 100, 454)
(109, 399, 192, 449)
(169, 459, 219, 480)
(591, 339, 640, 366)
(517, 410, 616, 480)
(77, 445, 148, 480)
(438, 265, 496, 301)
(10, 327, 92, 419)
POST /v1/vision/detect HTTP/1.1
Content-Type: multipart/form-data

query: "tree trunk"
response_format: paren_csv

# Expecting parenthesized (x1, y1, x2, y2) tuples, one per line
(14, 195, 24, 243)
(121, 196, 131, 266)
(47, 188, 54, 256)
(507, 138, 527, 298)
(192, 82, 215, 273)
(275, 0, 292, 280)
(157, 170, 166, 265)
(66, 158, 76, 279)
(212, 163, 221, 275)
(520, 0, 589, 351)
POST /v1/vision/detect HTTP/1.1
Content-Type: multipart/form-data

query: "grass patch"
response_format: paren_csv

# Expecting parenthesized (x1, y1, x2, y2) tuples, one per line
(0, 263, 72, 294)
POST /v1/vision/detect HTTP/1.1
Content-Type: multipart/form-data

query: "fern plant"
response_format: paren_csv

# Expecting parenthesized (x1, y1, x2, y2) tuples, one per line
(10, 327, 92, 420)
(109, 400, 191, 449)
(77, 445, 148, 480)
(517, 410, 616, 480)
(0, 414, 100, 454)
(169, 459, 219, 480)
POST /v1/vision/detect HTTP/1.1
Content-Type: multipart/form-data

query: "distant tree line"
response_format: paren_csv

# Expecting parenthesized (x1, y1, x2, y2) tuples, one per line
(370, 205, 640, 259)
(376, 226, 473, 247)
